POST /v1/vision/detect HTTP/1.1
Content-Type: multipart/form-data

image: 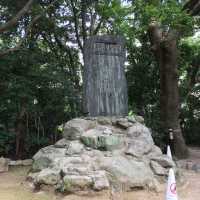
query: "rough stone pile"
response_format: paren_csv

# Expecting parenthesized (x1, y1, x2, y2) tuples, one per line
(28, 116, 176, 193)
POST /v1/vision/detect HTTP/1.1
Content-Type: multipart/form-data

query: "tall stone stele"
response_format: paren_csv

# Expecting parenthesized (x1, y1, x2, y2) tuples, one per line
(83, 35, 128, 117)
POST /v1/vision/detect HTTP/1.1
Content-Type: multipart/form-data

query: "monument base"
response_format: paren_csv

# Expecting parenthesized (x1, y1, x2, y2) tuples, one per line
(28, 116, 177, 193)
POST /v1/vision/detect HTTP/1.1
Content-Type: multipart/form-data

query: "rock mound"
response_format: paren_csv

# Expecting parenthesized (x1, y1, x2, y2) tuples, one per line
(28, 116, 175, 193)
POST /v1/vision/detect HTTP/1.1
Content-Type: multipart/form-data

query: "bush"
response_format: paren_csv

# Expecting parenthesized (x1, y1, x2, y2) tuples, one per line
(0, 131, 15, 156)
(24, 134, 50, 157)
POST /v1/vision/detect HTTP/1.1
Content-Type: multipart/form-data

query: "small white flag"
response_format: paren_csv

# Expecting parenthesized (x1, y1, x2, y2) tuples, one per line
(167, 145, 172, 159)
(166, 168, 178, 200)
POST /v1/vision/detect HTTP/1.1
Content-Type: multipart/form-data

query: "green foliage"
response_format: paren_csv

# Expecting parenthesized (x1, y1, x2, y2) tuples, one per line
(128, 110, 135, 117)
(178, 37, 200, 145)
(0, 131, 15, 156)
(0, 1, 82, 157)
(122, 0, 196, 146)
(0, 45, 82, 157)
(131, 0, 194, 35)
(24, 135, 50, 157)
(96, 0, 133, 34)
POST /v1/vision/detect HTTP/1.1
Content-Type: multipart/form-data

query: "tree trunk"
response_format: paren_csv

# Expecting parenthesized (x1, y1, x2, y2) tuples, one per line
(83, 35, 128, 117)
(15, 98, 27, 159)
(148, 22, 188, 158)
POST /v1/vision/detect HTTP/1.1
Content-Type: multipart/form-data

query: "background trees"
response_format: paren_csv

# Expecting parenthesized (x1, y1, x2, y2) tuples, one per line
(0, 0, 199, 159)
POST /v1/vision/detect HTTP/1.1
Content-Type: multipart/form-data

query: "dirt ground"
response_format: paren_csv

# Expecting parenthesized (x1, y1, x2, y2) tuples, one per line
(0, 148, 200, 200)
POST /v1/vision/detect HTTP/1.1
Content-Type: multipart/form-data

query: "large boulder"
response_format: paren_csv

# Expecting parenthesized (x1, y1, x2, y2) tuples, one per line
(99, 156, 157, 190)
(91, 170, 110, 191)
(32, 157, 52, 172)
(151, 155, 175, 168)
(127, 123, 154, 145)
(65, 140, 84, 155)
(54, 138, 69, 148)
(125, 139, 152, 157)
(150, 160, 167, 176)
(97, 117, 112, 125)
(63, 118, 96, 140)
(61, 170, 110, 192)
(32, 145, 66, 172)
(29, 116, 177, 194)
(81, 127, 123, 151)
(146, 145, 163, 158)
(33, 145, 66, 161)
(63, 175, 93, 191)
(116, 118, 133, 129)
(35, 168, 60, 185)
(52, 156, 84, 172)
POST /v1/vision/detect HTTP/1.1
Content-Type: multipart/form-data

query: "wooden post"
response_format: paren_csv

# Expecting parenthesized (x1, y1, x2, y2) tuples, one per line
(83, 35, 128, 117)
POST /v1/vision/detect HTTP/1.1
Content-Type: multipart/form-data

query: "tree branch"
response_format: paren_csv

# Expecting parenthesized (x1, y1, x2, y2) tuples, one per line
(81, 0, 87, 41)
(42, 33, 59, 57)
(0, 0, 59, 57)
(54, 35, 80, 88)
(70, 0, 83, 51)
(93, 17, 103, 35)
(190, 1, 200, 15)
(89, 8, 96, 35)
(183, 0, 200, 16)
(0, 0, 34, 33)
(0, 15, 40, 57)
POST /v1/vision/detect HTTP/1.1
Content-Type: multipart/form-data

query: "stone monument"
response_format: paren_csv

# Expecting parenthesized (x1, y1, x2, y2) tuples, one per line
(28, 35, 180, 195)
(83, 35, 128, 116)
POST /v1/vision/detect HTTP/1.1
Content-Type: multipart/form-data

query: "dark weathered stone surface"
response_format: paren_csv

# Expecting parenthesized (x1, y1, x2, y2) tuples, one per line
(83, 35, 128, 117)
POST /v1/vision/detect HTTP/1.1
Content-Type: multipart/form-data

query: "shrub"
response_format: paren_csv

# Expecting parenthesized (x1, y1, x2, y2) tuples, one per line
(0, 131, 15, 156)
